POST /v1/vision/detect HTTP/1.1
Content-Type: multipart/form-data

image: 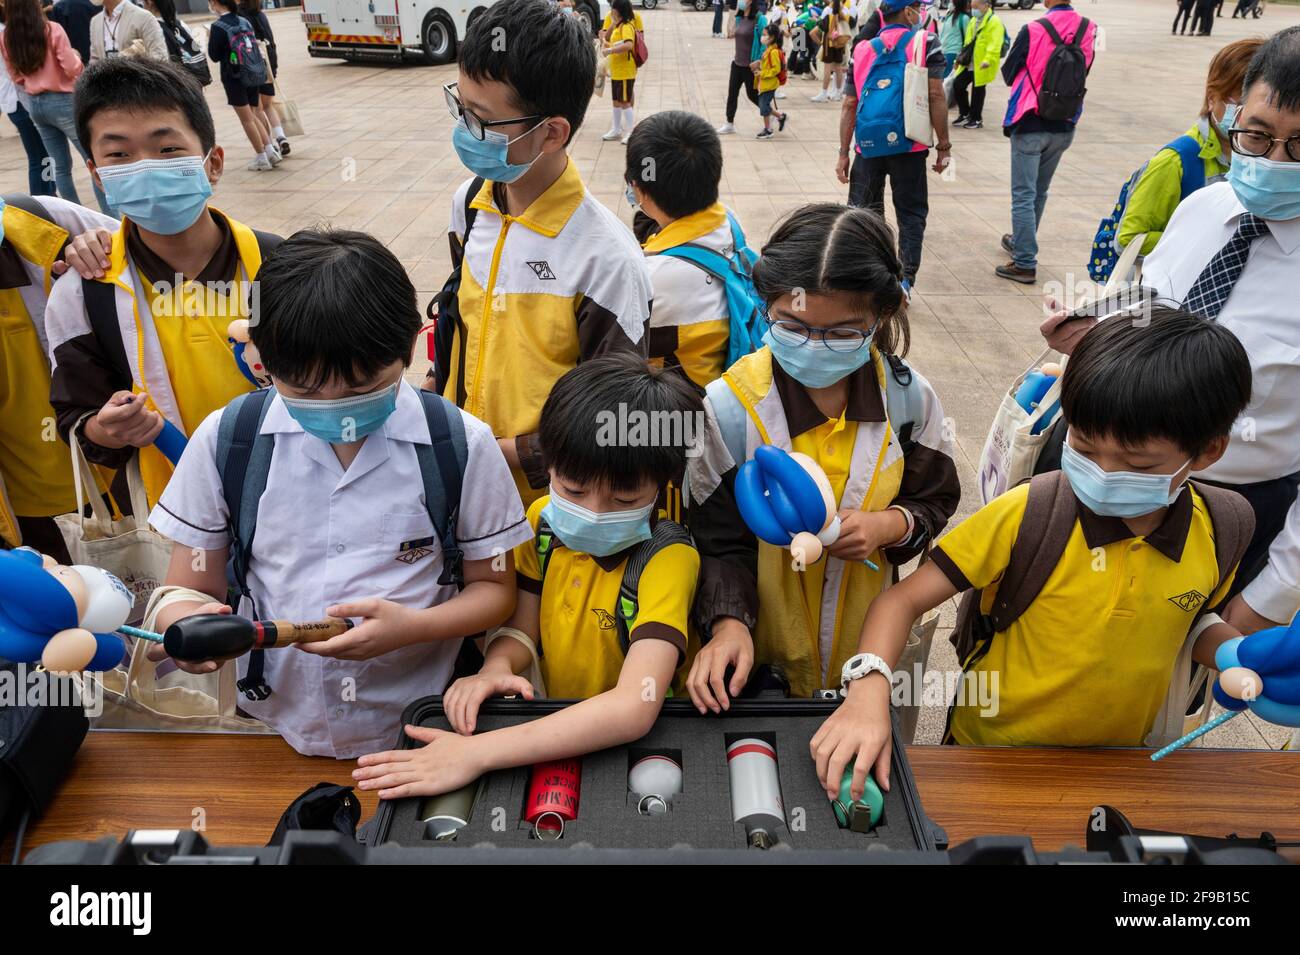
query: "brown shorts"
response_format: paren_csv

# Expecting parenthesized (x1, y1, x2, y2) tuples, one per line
(611, 78, 635, 102)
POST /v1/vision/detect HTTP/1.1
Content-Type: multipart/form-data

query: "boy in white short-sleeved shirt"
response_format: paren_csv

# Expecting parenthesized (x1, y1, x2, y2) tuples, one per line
(148, 230, 531, 758)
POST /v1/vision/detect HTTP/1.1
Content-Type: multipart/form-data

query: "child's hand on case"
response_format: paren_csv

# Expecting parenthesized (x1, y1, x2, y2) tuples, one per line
(686, 617, 754, 714)
(810, 673, 893, 800)
(297, 598, 420, 660)
(354, 725, 485, 799)
(444, 670, 535, 736)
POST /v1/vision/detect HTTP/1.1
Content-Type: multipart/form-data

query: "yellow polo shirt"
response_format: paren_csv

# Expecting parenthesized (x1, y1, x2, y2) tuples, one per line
(515, 495, 700, 700)
(932, 483, 1235, 747)
(606, 20, 638, 81)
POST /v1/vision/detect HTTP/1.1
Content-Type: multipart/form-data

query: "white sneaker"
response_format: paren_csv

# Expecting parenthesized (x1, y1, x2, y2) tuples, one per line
(620, 132, 631, 145)
(830, 91, 844, 101)
(247, 154, 273, 171)
(601, 127, 622, 141)
(713, 32, 723, 38)
(811, 91, 829, 103)
(266, 145, 282, 166)
(775, 90, 787, 99)
(715, 122, 737, 135)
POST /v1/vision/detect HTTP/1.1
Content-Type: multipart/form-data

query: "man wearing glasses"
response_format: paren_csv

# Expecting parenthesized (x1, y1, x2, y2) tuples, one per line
(1042, 26, 1300, 641)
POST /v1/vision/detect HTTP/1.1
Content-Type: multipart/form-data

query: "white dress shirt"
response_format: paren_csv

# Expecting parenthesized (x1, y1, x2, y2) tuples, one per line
(1141, 180, 1300, 623)
(150, 383, 532, 758)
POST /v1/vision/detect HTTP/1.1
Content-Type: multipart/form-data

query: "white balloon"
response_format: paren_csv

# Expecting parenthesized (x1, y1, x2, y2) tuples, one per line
(789, 451, 836, 531)
(71, 565, 134, 632)
(816, 514, 842, 547)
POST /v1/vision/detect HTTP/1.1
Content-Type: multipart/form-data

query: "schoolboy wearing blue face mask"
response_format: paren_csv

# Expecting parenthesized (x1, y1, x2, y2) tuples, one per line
(149, 228, 532, 759)
(44, 57, 283, 510)
(686, 204, 960, 707)
(355, 353, 704, 797)
(430, 0, 651, 511)
(826, 308, 1254, 763)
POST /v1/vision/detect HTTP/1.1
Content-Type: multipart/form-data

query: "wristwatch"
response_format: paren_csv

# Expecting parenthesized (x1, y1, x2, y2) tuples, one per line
(840, 652, 892, 697)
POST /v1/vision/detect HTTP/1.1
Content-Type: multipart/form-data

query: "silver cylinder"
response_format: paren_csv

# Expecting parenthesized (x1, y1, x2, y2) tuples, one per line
(726, 738, 784, 848)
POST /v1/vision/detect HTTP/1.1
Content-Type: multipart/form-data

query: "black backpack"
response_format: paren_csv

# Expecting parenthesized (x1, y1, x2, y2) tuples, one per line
(1031, 16, 1090, 122)
(427, 176, 485, 405)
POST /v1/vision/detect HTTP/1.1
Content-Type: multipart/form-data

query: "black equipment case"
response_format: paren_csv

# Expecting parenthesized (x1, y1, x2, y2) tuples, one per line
(368, 695, 944, 854)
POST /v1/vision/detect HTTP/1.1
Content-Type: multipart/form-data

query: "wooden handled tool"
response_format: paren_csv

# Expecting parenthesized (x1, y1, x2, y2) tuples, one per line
(154, 613, 353, 662)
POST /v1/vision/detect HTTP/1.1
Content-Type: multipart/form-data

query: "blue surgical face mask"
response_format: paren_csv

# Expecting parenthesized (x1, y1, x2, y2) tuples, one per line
(0, 194, 6, 247)
(279, 381, 400, 445)
(762, 328, 875, 389)
(624, 182, 639, 209)
(96, 153, 213, 234)
(541, 488, 655, 557)
(451, 116, 544, 184)
(1060, 439, 1191, 519)
(1216, 102, 1239, 139)
(1227, 152, 1300, 221)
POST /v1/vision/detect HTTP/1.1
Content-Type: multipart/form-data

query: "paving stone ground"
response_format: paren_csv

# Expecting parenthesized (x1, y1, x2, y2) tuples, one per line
(5, 0, 1296, 747)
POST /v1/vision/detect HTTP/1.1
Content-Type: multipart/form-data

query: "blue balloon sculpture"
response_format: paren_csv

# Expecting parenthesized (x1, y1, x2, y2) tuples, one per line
(0, 549, 127, 671)
(1151, 614, 1300, 760)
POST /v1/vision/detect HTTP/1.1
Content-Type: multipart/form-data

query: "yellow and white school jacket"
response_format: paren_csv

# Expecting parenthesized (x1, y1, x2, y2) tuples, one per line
(43, 208, 277, 506)
(687, 346, 960, 697)
(643, 202, 734, 391)
(443, 160, 650, 504)
(0, 195, 116, 546)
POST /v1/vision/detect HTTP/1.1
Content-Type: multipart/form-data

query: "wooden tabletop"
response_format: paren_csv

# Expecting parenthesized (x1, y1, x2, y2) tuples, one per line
(8, 730, 1300, 859)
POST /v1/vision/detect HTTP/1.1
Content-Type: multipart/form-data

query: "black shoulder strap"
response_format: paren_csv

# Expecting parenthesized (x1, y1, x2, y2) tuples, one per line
(615, 520, 694, 655)
(1071, 18, 1089, 48)
(81, 277, 134, 383)
(414, 391, 468, 589)
(215, 388, 275, 700)
(251, 229, 283, 262)
(462, 175, 484, 245)
(987, 470, 1077, 632)
(535, 514, 560, 581)
(1037, 16, 1065, 47)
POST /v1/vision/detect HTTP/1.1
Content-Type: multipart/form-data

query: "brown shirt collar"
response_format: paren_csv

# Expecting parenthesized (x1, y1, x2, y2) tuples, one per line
(125, 210, 238, 288)
(0, 240, 33, 290)
(1076, 483, 1194, 563)
(771, 355, 886, 438)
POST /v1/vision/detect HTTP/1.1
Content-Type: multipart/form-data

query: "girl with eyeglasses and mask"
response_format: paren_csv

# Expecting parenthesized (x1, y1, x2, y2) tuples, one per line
(685, 202, 959, 712)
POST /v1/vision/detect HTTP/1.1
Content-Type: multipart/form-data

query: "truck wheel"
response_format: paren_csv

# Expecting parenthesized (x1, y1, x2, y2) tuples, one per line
(642, 0, 657, 8)
(421, 11, 456, 65)
(694, 0, 709, 9)
(1018, 0, 1035, 8)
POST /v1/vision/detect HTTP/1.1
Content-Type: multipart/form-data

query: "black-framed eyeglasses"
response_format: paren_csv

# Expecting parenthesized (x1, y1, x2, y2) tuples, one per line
(443, 82, 544, 141)
(1228, 126, 1300, 163)
(763, 309, 875, 353)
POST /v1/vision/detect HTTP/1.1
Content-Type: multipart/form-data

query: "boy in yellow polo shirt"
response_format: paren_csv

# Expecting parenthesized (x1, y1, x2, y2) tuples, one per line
(814, 308, 1254, 801)
(44, 57, 280, 506)
(354, 353, 703, 799)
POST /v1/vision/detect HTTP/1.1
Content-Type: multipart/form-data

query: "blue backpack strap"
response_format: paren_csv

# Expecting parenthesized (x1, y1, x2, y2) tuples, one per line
(214, 388, 276, 701)
(414, 391, 468, 589)
(705, 376, 748, 469)
(882, 353, 922, 455)
(1166, 134, 1206, 198)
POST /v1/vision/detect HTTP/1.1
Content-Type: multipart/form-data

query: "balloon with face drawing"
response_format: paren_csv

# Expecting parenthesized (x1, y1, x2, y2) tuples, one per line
(0, 548, 130, 672)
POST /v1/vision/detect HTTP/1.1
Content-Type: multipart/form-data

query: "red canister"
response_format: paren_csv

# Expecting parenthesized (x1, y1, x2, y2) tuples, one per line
(524, 759, 582, 839)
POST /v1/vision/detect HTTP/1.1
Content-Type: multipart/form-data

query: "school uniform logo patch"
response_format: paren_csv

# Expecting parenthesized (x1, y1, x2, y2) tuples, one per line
(1168, 590, 1207, 612)
(397, 537, 435, 564)
(526, 261, 556, 280)
(591, 608, 617, 630)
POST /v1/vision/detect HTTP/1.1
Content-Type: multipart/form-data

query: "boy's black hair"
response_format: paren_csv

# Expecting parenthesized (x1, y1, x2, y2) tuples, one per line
(75, 57, 215, 157)
(625, 111, 722, 220)
(540, 352, 705, 494)
(1242, 25, 1300, 112)
(459, 0, 596, 145)
(1061, 305, 1252, 457)
(250, 230, 422, 391)
(752, 202, 910, 356)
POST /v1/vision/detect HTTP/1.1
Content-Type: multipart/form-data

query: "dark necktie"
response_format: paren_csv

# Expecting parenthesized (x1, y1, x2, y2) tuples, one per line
(1183, 213, 1270, 321)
